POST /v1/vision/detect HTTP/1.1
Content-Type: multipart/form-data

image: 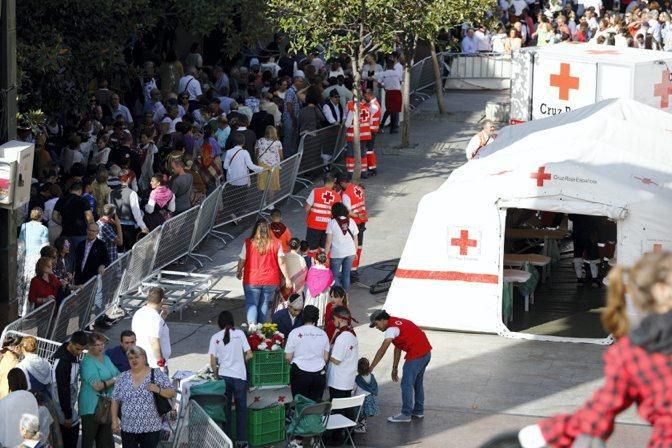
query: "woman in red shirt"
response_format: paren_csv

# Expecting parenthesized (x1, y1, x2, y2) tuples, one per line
(28, 256, 62, 307)
(237, 219, 292, 325)
(324, 285, 349, 341)
(519, 252, 672, 448)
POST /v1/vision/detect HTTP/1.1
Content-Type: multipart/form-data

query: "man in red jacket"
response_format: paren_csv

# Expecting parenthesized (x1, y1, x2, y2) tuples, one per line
(369, 310, 432, 423)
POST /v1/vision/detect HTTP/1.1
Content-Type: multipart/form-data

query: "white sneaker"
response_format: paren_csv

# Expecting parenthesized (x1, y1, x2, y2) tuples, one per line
(287, 440, 303, 448)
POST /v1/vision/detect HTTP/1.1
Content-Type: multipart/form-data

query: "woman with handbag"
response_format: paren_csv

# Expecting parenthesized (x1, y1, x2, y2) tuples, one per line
(79, 332, 119, 448)
(111, 346, 175, 448)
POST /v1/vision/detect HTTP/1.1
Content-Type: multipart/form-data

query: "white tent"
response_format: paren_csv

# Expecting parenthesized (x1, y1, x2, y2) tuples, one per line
(384, 99, 672, 344)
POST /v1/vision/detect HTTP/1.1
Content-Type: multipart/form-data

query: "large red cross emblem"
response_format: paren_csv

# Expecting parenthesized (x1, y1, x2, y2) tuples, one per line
(321, 191, 335, 204)
(654, 69, 672, 108)
(531, 166, 552, 187)
(353, 187, 364, 199)
(550, 63, 580, 101)
(451, 230, 478, 256)
(359, 108, 371, 122)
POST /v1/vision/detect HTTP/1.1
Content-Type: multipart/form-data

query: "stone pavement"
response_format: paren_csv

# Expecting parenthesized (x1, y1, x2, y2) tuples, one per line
(105, 90, 651, 447)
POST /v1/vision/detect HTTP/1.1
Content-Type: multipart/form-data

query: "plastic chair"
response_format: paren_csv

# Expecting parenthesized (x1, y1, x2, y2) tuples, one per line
(325, 394, 366, 448)
(286, 397, 332, 448)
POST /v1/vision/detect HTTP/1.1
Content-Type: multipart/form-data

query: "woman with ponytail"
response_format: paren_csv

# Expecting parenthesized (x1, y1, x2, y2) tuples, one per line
(208, 311, 252, 448)
(518, 252, 672, 448)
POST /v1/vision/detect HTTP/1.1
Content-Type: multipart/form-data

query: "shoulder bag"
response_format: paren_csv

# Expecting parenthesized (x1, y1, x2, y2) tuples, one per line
(151, 369, 172, 417)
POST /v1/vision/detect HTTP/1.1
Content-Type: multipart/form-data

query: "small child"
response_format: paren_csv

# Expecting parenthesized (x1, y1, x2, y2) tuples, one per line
(354, 357, 379, 433)
(304, 252, 334, 327)
(269, 208, 292, 253)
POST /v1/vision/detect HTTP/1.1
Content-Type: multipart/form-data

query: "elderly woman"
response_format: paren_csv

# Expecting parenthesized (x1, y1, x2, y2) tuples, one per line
(17, 413, 47, 448)
(18, 207, 50, 313)
(80, 333, 119, 448)
(28, 257, 63, 308)
(111, 346, 175, 448)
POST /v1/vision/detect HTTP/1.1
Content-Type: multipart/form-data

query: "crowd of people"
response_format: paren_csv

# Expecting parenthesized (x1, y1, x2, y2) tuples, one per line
(460, 0, 672, 53)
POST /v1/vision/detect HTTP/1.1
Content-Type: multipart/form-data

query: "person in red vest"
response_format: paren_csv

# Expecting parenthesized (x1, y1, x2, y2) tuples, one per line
(369, 310, 432, 423)
(335, 172, 368, 284)
(303, 172, 341, 258)
(363, 89, 381, 176)
(344, 98, 371, 179)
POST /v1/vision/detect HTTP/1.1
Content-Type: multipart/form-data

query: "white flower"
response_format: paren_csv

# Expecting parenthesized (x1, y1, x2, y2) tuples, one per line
(271, 343, 281, 351)
(248, 324, 258, 333)
(258, 341, 268, 351)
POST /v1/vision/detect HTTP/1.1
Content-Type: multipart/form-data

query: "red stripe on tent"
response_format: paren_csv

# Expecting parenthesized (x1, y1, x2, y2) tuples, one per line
(395, 269, 499, 284)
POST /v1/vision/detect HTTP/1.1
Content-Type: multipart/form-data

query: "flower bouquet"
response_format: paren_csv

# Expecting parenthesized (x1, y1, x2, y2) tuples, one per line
(247, 323, 285, 351)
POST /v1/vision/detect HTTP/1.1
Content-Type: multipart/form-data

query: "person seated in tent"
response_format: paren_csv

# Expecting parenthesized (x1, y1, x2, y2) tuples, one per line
(569, 214, 602, 287)
(465, 120, 496, 160)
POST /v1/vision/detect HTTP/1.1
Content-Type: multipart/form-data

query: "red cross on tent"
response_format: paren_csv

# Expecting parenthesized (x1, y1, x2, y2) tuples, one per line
(634, 176, 659, 186)
(321, 191, 335, 204)
(653, 69, 672, 108)
(451, 230, 478, 256)
(585, 49, 621, 55)
(298, 333, 303, 339)
(215, 340, 220, 344)
(550, 63, 580, 101)
(253, 396, 261, 402)
(278, 396, 286, 403)
(530, 166, 552, 187)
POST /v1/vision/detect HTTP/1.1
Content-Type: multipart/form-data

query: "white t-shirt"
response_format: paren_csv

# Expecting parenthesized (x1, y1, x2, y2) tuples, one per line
(326, 218, 358, 259)
(132, 306, 172, 368)
(178, 75, 203, 101)
(384, 326, 401, 340)
(285, 324, 329, 373)
(0, 390, 39, 448)
(223, 147, 263, 187)
(327, 331, 359, 391)
(208, 329, 251, 380)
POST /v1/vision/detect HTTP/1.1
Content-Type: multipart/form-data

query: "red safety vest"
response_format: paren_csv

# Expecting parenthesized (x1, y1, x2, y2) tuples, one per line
(388, 316, 432, 361)
(369, 98, 381, 134)
(306, 186, 340, 230)
(243, 238, 282, 286)
(342, 183, 368, 225)
(346, 101, 372, 142)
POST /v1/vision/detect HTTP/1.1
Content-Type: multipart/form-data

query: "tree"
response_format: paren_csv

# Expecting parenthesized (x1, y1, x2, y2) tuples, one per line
(268, 0, 399, 181)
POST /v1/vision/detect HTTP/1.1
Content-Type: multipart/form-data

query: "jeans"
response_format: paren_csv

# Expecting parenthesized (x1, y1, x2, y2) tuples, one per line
(243, 284, 277, 324)
(283, 117, 298, 157)
(81, 414, 114, 448)
(223, 376, 248, 442)
(120, 431, 161, 448)
(330, 255, 355, 292)
(400, 351, 431, 416)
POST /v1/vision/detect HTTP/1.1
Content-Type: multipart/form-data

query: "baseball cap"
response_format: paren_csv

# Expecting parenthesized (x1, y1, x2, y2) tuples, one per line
(369, 309, 389, 327)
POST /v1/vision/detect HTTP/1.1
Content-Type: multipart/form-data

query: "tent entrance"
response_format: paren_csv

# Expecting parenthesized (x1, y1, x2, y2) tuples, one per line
(501, 209, 616, 342)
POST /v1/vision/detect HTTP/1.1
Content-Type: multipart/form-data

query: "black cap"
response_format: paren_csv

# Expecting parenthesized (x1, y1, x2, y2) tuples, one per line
(334, 171, 348, 183)
(369, 309, 389, 327)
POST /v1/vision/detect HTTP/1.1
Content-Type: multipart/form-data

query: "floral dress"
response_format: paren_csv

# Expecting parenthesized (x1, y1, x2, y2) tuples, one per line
(111, 368, 172, 434)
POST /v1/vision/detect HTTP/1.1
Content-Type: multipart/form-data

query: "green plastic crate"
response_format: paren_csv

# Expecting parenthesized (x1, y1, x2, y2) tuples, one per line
(247, 349, 290, 387)
(228, 405, 286, 447)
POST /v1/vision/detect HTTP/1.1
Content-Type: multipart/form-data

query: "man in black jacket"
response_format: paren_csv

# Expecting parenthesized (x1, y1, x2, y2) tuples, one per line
(53, 331, 88, 448)
(272, 294, 304, 339)
(74, 222, 110, 286)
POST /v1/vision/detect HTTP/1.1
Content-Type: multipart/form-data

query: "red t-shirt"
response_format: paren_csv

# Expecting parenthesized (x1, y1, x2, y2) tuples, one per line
(28, 274, 61, 305)
(242, 238, 283, 286)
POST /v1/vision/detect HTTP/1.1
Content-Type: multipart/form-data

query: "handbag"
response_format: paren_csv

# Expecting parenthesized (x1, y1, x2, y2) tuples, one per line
(151, 369, 172, 417)
(94, 394, 112, 424)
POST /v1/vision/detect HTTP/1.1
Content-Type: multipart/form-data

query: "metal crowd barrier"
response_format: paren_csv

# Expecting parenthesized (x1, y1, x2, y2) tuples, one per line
(0, 299, 56, 344)
(189, 186, 226, 261)
(261, 153, 304, 210)
(90, 252, 131, 326)
(118, 227, 163, 294)
(171, 400, 234, 448)
(213, 169, 272, 230)
(296, 124, 343, 179)
(50, 276, 98, 342)
(152, 206, 201, 272)
(0, 330, 63, 362)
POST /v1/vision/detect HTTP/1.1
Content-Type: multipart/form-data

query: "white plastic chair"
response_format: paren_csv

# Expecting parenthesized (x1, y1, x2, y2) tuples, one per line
(325, 394, 366, 448)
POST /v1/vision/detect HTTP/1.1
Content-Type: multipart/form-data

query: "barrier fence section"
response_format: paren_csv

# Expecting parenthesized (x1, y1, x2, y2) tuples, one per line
(152, 205, 201, 272)
(262, 153, 303, 210)
(118, 227, 163, 295)
(0, 300, 56, 344)
(213, 169, 272, 229)
(1, 330, 63, 361)
(189, 186, 225, 260)
(89, 252, 131, 327)
(50, 276, 98, 342)
(443, 52, 512, 81)
(171, 401, 234, 448)
(296, 125, 343, 178)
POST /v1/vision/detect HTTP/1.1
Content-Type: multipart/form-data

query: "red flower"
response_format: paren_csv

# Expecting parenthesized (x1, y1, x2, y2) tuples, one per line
(248, 333, 263, 351)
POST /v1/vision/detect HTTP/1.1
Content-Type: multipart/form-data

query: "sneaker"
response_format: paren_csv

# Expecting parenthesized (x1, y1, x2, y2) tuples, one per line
(387, 413, 411, 423)
(288, 440, 303, 448)
(412, 412, 424, 419)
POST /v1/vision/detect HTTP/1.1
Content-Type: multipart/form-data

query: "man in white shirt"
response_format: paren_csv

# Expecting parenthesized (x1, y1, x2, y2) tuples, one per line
(323, 78, 353, 109)
(327, 306, 359, 400)
(178, 66, 203, 104)
(285, 305, 330, 403)
(131, 287, 171, 370)
(161, 105, 182, 135)
(223, 133, 264, 186)
(323, 90, 345, 124)
(461, 28, 478, 54)
(465, 120, 496, 160)
(110, 93, 133, 127)
(474, 27, 493, 51)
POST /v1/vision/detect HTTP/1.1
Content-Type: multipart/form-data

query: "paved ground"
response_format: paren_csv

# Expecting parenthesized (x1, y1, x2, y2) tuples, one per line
(105, 90, 651, 447)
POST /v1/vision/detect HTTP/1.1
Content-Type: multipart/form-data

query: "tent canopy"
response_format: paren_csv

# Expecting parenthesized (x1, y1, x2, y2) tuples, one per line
(384, 99, 672, 340)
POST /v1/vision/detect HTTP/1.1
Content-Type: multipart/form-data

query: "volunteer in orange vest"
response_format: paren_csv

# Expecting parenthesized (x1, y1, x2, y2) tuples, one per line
(465, 120, 496, 160)
(369, 310, 432, 424)
(303, 172, 341, 258)
(363, 89, 381, 176)
(344, 98, 372, 179)
(335, 172, 367, 283)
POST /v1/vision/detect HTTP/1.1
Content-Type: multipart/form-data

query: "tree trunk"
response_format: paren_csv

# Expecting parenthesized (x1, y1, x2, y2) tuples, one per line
(352, 57, 362, 183)
(430, 40, 447, 115)
(401, 62, 412, 147)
